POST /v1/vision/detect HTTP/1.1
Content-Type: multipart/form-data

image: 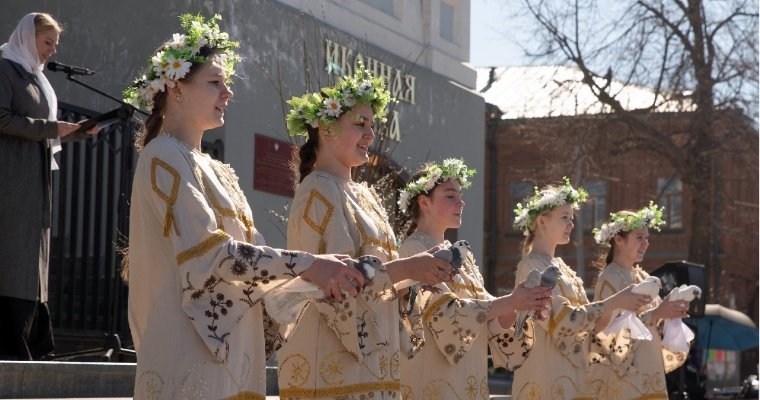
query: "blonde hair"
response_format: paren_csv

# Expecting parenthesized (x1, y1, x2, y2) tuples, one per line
(33, 13, 62, 35)
(518, 185, 565, 256)
(593, 210, 638, 270)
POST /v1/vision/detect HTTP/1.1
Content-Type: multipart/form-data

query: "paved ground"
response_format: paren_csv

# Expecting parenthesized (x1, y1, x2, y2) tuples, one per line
(24, 397, 512, 399)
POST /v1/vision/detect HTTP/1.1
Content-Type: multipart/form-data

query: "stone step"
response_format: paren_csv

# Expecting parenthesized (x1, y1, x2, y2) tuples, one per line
(0, 361, 513, 398)
(0, 361, 279, 398)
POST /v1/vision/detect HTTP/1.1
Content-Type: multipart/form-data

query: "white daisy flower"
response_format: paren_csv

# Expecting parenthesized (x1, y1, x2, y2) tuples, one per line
(322, 97, 342, 117)
(398, 192, 410, 213)
(139, 85, 158, 102)
(151, 51, 168, 73)
(191, 36, 208, 55)
(166, 33, 186, 51)
(149, 75, 175, 93)
(164, 54, 192, 80)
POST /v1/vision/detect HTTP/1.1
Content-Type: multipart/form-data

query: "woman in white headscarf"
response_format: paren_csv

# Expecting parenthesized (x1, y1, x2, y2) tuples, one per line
(0, 12, 95, 360)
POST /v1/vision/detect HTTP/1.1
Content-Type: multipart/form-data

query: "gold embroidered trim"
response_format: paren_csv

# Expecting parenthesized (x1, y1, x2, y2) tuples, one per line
(422, 293, 458, 325)
(202, 177, 254, 243)
(353, 189, 397, 259)
(630, 394, 669, 400)
(151, 157, 181, 237)
(278, 381, 401, 398)
(176, 229, 231, 265)
(303, 189, 334, 235)
(548, 304, 572, 336)
(448, 282, 484, 293)
(221, 391, 265, 400)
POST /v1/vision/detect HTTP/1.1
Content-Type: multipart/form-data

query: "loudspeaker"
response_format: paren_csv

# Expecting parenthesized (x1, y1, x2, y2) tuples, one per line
(650, 260, 707, 318)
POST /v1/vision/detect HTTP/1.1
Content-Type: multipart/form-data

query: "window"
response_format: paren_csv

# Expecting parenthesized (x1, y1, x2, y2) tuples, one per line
(581, 180, 607, 231)
(509, 181, 534, 231)
(359, 0, 395, 15)
(657, 177, 683, 229)
(439, 2, 455, 42)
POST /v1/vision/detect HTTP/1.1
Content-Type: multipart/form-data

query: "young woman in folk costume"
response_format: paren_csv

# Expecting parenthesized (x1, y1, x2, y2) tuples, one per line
(396, 159, 552, 399)
(124, 15, 364, 399)
(511, 178, 652, 400)
(589, 203, 690, 400)
(275, 67, 455, 399)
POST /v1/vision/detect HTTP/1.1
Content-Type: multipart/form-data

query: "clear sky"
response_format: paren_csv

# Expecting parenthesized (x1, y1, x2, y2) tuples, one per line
(470, 0, 536, 67)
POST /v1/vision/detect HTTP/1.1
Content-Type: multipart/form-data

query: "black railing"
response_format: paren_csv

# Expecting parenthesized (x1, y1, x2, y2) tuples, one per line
(49, 102, 136, 351)
(48, 103, 224, 357)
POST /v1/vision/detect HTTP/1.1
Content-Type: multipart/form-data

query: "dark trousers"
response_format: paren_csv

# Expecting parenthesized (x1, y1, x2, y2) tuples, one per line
(0, 296, 55, 360)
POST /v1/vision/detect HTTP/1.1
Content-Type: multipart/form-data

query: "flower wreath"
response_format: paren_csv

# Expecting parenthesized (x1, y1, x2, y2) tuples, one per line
(397, 158, 476, 214)
(593, 201, 665, 245)
(513, 177, 589, 235)
(285, 65, 394, 138)
(123, 13, 240, 110)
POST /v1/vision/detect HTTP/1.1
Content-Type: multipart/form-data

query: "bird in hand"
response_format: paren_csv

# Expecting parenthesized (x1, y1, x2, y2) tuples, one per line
(514, 265, 560, 339)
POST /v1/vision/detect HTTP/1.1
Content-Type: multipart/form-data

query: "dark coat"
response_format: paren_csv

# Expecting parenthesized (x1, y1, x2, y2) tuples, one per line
(0, 58, 59, 302)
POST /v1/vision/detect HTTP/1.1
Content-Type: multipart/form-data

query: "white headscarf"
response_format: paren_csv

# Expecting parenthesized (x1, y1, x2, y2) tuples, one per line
(1, 13, 62, 170)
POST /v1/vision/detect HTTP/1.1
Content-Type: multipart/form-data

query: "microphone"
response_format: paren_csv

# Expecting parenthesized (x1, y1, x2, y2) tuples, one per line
(47, 61, 95, 76)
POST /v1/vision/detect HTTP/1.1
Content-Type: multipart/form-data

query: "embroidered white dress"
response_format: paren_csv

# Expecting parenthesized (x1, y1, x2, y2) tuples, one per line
(127, 135, 315, 399)
(398, 232, 533, 400)
(588, 263, 687, 400)
(276, 170, 401, 399)
(511, 253, 605, 400)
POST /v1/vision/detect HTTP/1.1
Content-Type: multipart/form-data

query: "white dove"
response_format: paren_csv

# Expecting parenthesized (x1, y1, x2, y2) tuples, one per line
(513, 265, 560, 339)
(263, 255, 383, 325)
(603, 276, 660, 340)
(668, 284, 702, 303)
(631, 276, 662, 298)
(662, 284, 701, 352)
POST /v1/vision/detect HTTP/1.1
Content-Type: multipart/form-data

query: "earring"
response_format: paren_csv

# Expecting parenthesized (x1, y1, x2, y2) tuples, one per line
(175, 95, 183, 102)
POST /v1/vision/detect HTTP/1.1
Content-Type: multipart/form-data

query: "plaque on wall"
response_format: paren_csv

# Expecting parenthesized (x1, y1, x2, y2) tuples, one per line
(253, 134, 295, 198)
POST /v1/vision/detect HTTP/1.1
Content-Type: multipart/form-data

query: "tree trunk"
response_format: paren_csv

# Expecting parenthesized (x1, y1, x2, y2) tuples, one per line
(685, 172, 715, 301)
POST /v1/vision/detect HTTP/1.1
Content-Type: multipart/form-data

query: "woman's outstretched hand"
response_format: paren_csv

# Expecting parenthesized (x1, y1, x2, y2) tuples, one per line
(386, 247, 455, 285)
(607, 284, 652, 312)
(301, 254, 366, 302)
(509, 281, 552, 314)
(654, 297, 691, 320)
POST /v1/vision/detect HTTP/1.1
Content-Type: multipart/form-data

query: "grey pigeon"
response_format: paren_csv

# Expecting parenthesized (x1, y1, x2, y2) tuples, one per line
(514, 265, 560, 339)
(407, 240, 471, 315)
(345, 255, 382, 289)
(431, 240, 471, 272)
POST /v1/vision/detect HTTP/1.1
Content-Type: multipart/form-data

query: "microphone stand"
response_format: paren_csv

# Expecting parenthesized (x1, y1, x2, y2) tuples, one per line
(64, 73, 148, 117)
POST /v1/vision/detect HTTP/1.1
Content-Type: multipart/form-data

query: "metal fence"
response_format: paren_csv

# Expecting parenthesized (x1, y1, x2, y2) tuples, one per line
(48, 103, 224, 355)
(49, 102, 136, 350)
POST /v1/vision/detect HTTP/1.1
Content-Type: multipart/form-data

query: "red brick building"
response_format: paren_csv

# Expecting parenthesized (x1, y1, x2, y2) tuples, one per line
(478, 66, 758, 321)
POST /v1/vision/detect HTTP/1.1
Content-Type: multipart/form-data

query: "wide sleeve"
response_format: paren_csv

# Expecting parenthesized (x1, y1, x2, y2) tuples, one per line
(286, 177, 396, 361)
(0, 69, 57, 140)
(142, 144, 315, 362)
(421, 290, 492, 365)
(515, 257, 604, 369)
(591, 270, 639, 376)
